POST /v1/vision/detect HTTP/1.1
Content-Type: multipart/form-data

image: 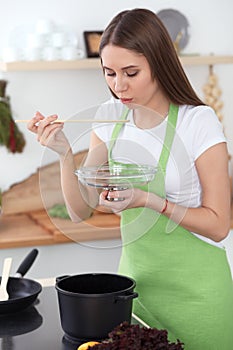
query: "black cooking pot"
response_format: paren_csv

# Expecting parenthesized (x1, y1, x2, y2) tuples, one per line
(55, 273, 138, 342)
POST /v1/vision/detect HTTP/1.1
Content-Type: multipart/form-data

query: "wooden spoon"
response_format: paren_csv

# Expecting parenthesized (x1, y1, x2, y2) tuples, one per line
(0, 257, 12, 301)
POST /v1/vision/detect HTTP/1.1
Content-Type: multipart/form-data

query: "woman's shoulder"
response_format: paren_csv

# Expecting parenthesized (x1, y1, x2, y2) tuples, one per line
(179, 104, 217, 118)
(177, 104, 223, 130)
(177, 104, 226, 160)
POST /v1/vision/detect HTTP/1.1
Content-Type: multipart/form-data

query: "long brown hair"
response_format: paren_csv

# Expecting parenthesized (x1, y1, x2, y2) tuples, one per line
(99, 8, 205, 106)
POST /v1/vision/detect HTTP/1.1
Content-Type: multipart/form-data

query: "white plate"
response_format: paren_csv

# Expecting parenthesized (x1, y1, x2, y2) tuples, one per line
(157, 9, 190, 50)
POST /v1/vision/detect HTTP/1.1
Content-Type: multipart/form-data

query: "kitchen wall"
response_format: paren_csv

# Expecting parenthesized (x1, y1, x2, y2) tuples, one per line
(0, 0, 233, 191)
(1, 232, 232, 279)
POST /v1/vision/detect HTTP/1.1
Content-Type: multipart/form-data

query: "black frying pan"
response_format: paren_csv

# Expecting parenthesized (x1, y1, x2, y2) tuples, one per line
(0, 249, 42, 314)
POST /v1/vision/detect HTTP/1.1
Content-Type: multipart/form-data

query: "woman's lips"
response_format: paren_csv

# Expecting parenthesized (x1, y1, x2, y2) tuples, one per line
(120, 98, 133, 104)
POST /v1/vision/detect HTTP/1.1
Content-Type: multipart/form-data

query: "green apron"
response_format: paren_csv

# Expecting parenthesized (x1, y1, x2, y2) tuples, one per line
(108, 104, 233, 350)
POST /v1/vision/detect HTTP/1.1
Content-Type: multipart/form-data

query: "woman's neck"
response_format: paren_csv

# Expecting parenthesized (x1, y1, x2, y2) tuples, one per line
(133, 99, 170, 129)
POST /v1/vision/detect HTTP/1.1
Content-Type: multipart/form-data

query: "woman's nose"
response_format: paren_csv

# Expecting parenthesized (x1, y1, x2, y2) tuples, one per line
(114, 76, 127, 92)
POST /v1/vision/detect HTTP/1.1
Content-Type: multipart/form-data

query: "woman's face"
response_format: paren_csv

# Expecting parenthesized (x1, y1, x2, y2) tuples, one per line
(101, 44, 166, 112)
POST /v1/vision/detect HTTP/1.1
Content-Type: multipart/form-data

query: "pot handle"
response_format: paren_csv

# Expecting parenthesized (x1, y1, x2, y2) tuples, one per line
(56, 275, 70, 283)
(115, 292, 138, 302)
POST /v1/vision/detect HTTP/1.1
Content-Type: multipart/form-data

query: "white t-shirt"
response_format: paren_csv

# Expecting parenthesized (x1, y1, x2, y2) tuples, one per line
(93, 98, 226, 247)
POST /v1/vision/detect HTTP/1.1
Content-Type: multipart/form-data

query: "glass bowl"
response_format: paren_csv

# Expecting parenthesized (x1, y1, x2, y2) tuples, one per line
(75, 164, 156, 201)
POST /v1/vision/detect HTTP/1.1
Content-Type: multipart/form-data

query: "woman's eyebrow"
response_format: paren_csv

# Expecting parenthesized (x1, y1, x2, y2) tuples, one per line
(102, 66, 113, 70)
(103, 65, 139, 70)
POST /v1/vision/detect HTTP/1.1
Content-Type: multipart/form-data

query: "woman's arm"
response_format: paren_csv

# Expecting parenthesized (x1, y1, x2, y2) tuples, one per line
(162, 142, 231, 241)
(27, 112, 108, 222)
(60, 131, 108, 222)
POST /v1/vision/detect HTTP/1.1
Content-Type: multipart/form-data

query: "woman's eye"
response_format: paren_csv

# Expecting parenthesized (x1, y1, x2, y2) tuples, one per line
(105, 70, 115, 77)
(104, 70, 138, 77)
(126, 72, 138, 77)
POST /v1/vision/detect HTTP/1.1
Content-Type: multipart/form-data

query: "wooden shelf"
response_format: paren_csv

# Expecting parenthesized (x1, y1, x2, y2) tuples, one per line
(0, 55, 233, 72)
(179, 55, 233, 66)
(0, 58, 102, 72)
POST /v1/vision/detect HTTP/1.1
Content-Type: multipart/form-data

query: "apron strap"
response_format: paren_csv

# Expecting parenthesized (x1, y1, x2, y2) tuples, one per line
(157, 104, 179, 172)
(154, 104, 179, 197)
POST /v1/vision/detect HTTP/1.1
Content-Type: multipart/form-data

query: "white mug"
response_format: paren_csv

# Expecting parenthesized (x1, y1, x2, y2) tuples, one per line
(61, 47, 84, 60)
(42, 47, 60, 61)
(26, 33, 48, 48)
(23, 47, 42, 61)
(51, 32, 68, 48)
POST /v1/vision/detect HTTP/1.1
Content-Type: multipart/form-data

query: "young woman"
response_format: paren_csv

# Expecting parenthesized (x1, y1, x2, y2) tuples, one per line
(28, 8, 233, 349)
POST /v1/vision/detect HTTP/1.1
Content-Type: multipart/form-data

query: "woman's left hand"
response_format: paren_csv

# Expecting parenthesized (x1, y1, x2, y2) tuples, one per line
(99, 188, 147, 213)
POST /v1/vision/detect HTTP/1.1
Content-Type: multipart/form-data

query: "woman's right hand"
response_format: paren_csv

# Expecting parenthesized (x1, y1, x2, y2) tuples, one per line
(27, 111, 71, 156)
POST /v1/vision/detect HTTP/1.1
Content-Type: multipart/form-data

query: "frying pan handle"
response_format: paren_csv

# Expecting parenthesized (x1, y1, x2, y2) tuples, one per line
(15, 249, 39, 277)
(115, 292, 138, 302)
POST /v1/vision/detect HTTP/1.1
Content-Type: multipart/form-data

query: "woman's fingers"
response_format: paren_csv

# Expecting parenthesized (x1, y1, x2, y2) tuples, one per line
(105, 189, 132, 201)
(38, 123, 63, 146)
(27, 111, 69, 155)
(99, 187, 147, 212)
(99, 189, 133, 212)
(36, 114, 59, 136)
(27, 111, 45, 133)
(27, 112, 61, 136)
(27, 112, 65, 146)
